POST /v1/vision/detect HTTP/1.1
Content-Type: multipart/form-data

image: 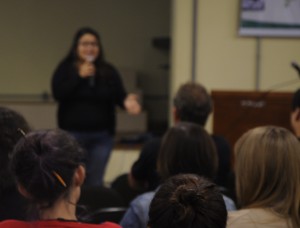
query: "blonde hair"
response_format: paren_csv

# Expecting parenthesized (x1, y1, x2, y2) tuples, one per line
(235, 126, 300, 227)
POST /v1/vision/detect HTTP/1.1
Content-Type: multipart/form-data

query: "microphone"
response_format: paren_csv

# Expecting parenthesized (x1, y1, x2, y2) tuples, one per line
(86, 55, 95, 87)
(291, 61, 300, 76)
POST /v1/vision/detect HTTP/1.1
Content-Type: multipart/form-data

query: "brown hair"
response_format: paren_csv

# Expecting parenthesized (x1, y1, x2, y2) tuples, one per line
(173, 82, 212, 126)
(235, 126, 300, 227)
(157, 122, 217, 181)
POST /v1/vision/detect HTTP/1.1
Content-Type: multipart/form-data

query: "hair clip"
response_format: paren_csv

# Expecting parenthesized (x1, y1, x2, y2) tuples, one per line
(17, 128, 26, 136)
(52, 171, 67, 188)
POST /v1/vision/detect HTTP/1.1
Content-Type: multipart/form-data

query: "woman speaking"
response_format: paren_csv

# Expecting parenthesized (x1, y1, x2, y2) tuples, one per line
(52, 27, 140, 186)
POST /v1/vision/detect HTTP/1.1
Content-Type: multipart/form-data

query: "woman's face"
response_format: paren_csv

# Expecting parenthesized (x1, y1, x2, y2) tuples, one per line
(77, 33, 99, 61)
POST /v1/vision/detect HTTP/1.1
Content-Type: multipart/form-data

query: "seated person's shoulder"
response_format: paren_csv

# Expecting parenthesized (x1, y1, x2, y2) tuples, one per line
(228, 209, 253, 224)
(130, 191, 156, 209)
(0, 220, 121, 228)
(95, 222, 121, 228)
(0, 220, 30, 228)
(228, 208, 288, 228)
(211, 134, 230, 148)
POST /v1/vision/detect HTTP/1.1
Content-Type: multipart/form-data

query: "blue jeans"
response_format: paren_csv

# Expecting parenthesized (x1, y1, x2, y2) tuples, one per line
(71, 131, 113, 186)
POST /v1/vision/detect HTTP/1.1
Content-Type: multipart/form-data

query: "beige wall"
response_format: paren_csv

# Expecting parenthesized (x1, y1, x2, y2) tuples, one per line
(171, 0, 300, 131)
(170, 0, 194, 92)
(0, 0, 170, 96)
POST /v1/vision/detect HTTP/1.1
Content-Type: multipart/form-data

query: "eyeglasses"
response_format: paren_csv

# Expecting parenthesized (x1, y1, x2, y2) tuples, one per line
(78, 41, 99, 47)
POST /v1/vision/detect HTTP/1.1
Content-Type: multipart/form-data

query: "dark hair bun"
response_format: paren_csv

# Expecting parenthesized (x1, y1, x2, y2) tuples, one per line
(170, 183, 204, 224)
(10, 129, 84, 209)
(173, 185, 201, 206)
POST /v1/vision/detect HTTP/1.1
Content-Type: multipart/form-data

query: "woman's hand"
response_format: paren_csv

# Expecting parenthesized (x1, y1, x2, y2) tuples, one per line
(124, 94, 141, 115)
(78, 62, 95, 78)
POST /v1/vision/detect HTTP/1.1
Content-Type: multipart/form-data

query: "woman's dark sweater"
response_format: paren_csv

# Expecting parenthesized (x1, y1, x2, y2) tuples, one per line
(51, 61, 127, 135)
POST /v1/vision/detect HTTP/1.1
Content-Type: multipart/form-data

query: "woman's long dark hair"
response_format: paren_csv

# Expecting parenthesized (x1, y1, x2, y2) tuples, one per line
(62, 27, 106, 70)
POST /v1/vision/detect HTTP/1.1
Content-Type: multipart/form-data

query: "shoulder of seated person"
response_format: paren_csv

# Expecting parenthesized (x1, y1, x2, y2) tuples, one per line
(131, 191, 156, 205)
(0, 220, 31, 228)
(227, 208, 287, 227)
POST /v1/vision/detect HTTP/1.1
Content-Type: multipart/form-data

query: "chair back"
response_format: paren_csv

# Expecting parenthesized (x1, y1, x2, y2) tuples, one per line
(77, 186, 126, 223)
(89, 207, 128, 224)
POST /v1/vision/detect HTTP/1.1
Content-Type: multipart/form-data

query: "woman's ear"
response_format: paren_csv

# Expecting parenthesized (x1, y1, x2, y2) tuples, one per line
(17, 184, 32, 199)
(74, 165, 86, 187)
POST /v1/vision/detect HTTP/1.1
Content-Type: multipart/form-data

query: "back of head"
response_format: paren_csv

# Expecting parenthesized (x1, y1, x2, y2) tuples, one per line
(148, 174, 227, 228)
(173, 82, 212, 126)
(0, 107, 30, 193)
(235, 126, 300, 227)
(158, 122, 217, 181)
(10, 129, 84, 214)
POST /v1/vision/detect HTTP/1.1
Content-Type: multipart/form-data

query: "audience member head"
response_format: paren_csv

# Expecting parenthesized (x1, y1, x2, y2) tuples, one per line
(0, 107, 30, 194)
(235, 126, 300, 227)
(10, 129, 85, 218)
(173, 82, 212, 126)
(292, 88, 300, 111)
(157, 122, 217, 181)
(148, 174, 227, 228)
(64, 27, 104, 65)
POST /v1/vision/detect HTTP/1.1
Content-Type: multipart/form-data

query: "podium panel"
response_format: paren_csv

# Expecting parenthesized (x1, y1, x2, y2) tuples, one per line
(212, 91, 293, 153)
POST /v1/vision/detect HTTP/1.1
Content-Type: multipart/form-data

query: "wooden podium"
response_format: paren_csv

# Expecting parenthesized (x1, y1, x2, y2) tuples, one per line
(211, 91, 293, 154)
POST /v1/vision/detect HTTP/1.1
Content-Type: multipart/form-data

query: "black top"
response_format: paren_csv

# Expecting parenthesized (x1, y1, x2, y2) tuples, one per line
(52, 61, 127, 134)
(131, 135, 231, 190)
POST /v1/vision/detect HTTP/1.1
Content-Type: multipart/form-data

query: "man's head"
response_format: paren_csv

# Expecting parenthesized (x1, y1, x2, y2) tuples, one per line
(173, 82, 212, 126)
